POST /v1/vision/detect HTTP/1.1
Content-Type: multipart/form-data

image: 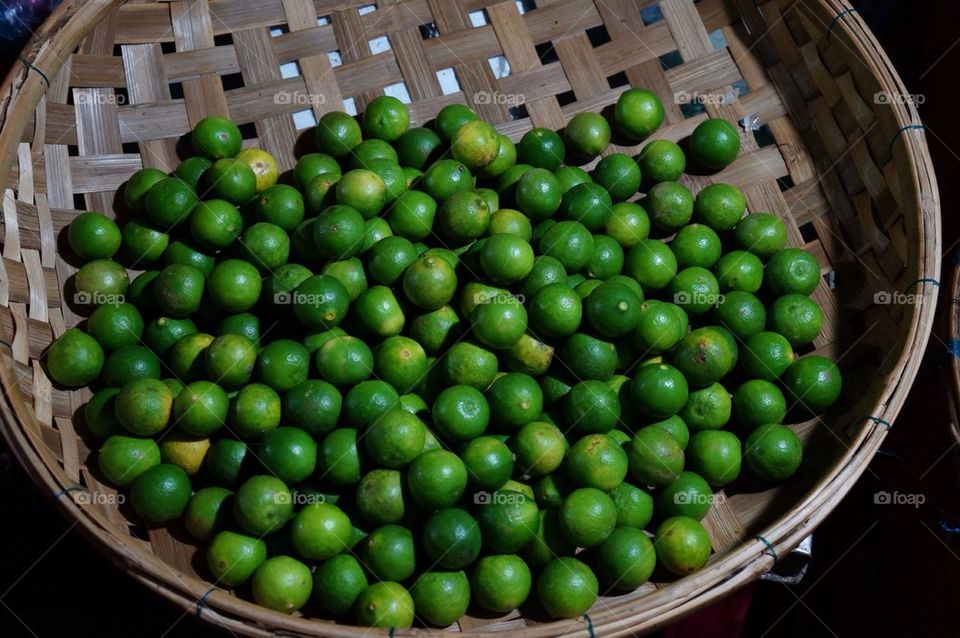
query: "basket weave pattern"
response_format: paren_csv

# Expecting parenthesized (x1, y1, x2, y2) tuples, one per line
(0, 0, 940, 636)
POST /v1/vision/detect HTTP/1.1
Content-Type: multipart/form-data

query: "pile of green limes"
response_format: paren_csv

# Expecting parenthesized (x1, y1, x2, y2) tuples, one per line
(46, 86, 841, 627)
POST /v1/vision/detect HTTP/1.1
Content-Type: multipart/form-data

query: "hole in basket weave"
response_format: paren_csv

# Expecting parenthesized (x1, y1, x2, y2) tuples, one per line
(237, 122, 257, 141)
(213, 33, 233, 47)
(368, 35, 391, 55)
(488, 55, 511, 79)
(358, 4, 376, 16)
(799, 221, 817, 243)
(753, 123, 775, 148)
(556, 90, 576, 107)
(384, 81, 412, 104)
(121, 142, 139, 155)
(534, 41, 558, 65)
(779, 175, 797, 193)
(268, 24, 289, 37)
(419, 22, 439, 39)
(469, 10, 489, 27)
(640, 5, 664, 26)
(679, 101, 705, 118)
(160, 41, 176, 54)
(436, 67, 461, 95)
(516, 0, 536, 14)
(586, 24, 611, 47)
(220, 72, 245, 91)
(607, 72, 629, 89)
(328, 50, 343, 67)
(510, 104, 529, 121)
(169, 82, 184, 100)
(659, 50, 683, 70)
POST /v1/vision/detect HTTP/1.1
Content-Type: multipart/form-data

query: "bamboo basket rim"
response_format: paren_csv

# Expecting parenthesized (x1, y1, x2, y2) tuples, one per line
(0, 0, 941, 636)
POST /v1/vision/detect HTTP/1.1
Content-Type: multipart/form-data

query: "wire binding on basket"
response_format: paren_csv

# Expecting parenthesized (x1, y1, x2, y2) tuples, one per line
(903, 277, 940, 291)
(939, 512, 960, 535)
(583, 613, 596, 638)
(195, 588, 216, 617)
(755, 535, 778, 562)
(891, 124, 927, 152)
(827, 8, 858, 39)
(948, 340, 960, 358)
(865, 416, 892, 430)
(54, 486, 83, 500)
(16, 54, 49, 87)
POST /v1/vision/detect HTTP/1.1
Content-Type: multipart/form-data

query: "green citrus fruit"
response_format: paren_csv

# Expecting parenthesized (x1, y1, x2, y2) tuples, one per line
(354, 582, 415, 628)
(636, 139, 685, 184)
(687, 430, 741, 487)
(626, 425, 685, 487)
(765, 248, 821, 296)
(98, 434, 161, 487)
(68, 212, 121, 261)
(693, 183, 745, 231)
(313, 554, 368, 615)
(559, 487, 617, 547)
(518, 127, 565, 171)
(129, 463, 191, 524)
(671, 326, 738, 386)
(46, 328, 104, 387)
(615, 88, 665, 140)
(191, 115, 241, 159)
(733, 212, 787, 259)
(565, 112, 610, 159)
(781, 355, 842, 413)
(234, 475, 293, 536)
(315, 110, 362, 156)
(689, 118, 741, 170)
(411, 571, 471, 626)
(744, 423, 803, 481)
(596, 525, 656, 589)
(654, 516, 711, 574)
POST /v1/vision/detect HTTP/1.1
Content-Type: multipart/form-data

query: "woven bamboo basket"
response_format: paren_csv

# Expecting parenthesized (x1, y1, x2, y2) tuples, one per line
(0, 0, 940, 635)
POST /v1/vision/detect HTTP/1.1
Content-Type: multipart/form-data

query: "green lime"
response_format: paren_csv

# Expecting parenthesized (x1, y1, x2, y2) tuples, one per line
(347, 139, 396, 171)
(671, 326, 738, 386)
(317, 427, 361, 486)
(693, 183, 745, 231)
(230, 383, 281, 438)
(732, 379, 786, 429)
(637, 139, 685, 184)
(336, 168, 387, 218)
(564, 380, 620, 434)
(84, 388, 121, 438)
(174, 156, 213, 191)
(236, 147, 280, 191)
(422, 158, 473, 201)
(488, 208, 532, 239)
(167, 332, 213, 380)
(438, 190, 490, 243)
(173, 380, 228, 436)
(205, 438, 248, 486)
(471, 554, 531, 613)
(394, 126, 442, 169)
(191, 115, 241, 159)
(486, 373, 543, 431)
(355, 581, 415, 628)
(203, 158, 256, 205)
(671, 224, 722, 270)
(565, 433, 628, 491)
(237, 222, 287, 272)
(73, 259, 128, 305)
(472, 297, 527, 349)
(609, 481, 654, 528)
(629, 363, 688, 418)
(251, 556, 312, 614)
(739, 331, 795, 381)
(408, 305, 461, 354)
(745, 424, 803, 481)
(765, 248, 821, 296)
(537, 557, 598, 618)
(565, 112, 610, 160)
(626, 425, 684, 487)
(625, 238, 677, 290)
(344, 379, 401, 429)
(114, 378, 172, 436)
(98, 434, 161, 486)
(206, 530, 267, 587)
(142, 316, 196, 356)
(768, 294, 823, 345)
(646, 181, 694, 231)
(207, 259, 261, 314)
(654, 516, 711, 574)
(85, 303, 142, 352)
(259, 426, 317, 483)
(315, 335, 372, 386)
(605, 202, 650, 248)
(592, 153, 641, 201)
(479, 133, 517, 179)
(781, 355, 842, 412)
(129, 463, 191, 524)
(362, 95, 409, 141)
(291, 275, 349, 329)
(478, 489, 540, 553)
(632, 300, 687, 355)
(554, 165, 591, 193)
(103, 344, 162, 387)
(183, 486, 233, 541)
(123, 168, 167, 214)
(585, 282, 641, 338)
(615, 88, 664, 139)
(514, 167, 562, 221)
(125, 269, 159, 313)
(529, 283, 582, 339)
(403, 254, 458, 310)
(253, 184, 304, 231)
(461, 436, 514, 490)
(690, 118, 741, 169)
(366, 157, 407, 202)
(518, 127, 565, 171)
(687, 430, 741, 487)
(540, 220, 594, 272)
(733, 212, 787, 259)
(364, 236, 416, 285)
(374, 335, 427, 394)
(561, 332, 617, 381)
(316, 110, 362, 156)
(679, 382, 731, 431)
(560, 487, 617, 547)
(648, 414, 690, 449)
(422, 507, 481, 569)
(411, 571, 470, 627)
(385, 190, 436, 241)
(144, 177, 197, 227)
(443, 342, 498, 389)
(714, 250, 764, 293)
(152, 264, 203, 318)
(451, 119, 500, 169)
(162, 239, 214, 276)
(290, 501, 351, 560)
(303, 173, 339, 216)
(656, 471, 714, 520)
(523, 508, 574, 566)
(407, 449, 467, 509)
(356, 468, 405, 524)
(364, 407, 426, 467)
(362, 524, 415, 582)
(588, 237, 625, 281)
(353, 285, 405, 338)
(204, 333, 257, 388)
(322, 257, 368, 301)
(712, 291, 765, 339)
(519, 255, 566, 299)
(596, 525, 656, 589)
(68, 212, 121, 261)
(234, 475, 293, 535)
(121, 217, 169, 263)
(313, 554, 368, 615)
(513, 421, 568, 477)
(432, 385, 490, 443)
(560, 183, 613, 232)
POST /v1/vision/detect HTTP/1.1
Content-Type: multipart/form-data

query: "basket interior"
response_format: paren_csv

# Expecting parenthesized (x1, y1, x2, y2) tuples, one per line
(0, 0, 936, 635)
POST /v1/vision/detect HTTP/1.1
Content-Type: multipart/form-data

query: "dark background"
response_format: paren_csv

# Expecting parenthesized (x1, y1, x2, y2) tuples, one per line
(2, 1, 960, 636)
